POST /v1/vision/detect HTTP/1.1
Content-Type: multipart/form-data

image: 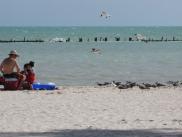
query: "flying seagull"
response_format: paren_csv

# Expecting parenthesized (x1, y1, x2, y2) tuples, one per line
(100, 11, 111, 19)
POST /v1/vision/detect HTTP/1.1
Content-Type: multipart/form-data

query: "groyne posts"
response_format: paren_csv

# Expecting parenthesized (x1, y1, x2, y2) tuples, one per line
(0, 39, 44, 43)
(66, 37, 70, 42)
(115, 37, 120, 41)
(1, 36, 182, 43)
(77, 37, 109, 42)
(78, 38, 83, 42)
(94, 37, 98, 42)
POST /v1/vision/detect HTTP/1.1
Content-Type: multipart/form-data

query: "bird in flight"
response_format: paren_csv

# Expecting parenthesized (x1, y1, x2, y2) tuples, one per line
(100, 11, 111, 19)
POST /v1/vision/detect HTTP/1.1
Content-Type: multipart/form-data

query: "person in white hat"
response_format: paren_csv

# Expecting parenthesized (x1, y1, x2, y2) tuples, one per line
(0, 50, 25, 89)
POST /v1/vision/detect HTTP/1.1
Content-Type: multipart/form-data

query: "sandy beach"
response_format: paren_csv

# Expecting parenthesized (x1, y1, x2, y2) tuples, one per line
(0, 86, 182, 137)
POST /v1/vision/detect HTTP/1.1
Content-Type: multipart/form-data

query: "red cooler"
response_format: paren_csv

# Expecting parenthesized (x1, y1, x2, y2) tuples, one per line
(0, 77, 4, 85)
(4, 78, 19, 90)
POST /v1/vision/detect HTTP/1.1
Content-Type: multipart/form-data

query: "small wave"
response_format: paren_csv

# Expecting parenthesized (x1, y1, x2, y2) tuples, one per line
(49, 37, 66, 43)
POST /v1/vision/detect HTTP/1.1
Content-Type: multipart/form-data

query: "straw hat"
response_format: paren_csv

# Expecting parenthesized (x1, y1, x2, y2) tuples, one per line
(9, 50, 19, 57)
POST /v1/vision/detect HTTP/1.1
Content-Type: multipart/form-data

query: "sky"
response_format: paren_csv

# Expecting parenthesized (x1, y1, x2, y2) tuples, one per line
(0, 0, 182, 26)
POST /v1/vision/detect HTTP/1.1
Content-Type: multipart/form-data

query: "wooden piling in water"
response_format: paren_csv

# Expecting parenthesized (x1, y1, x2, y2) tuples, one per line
(0, 36, 182, 43)
(66, 38, 70, 42)
(78, 38, 83, 42)
(115, 37, 120, 41)
(94, 37, 97, 42)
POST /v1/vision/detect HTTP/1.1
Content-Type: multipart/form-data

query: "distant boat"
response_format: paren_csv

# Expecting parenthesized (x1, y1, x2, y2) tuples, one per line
(134, 34, 146, 41)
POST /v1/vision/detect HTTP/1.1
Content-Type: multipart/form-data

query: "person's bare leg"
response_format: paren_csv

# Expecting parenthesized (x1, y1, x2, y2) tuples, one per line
(16, 73, 26, 90)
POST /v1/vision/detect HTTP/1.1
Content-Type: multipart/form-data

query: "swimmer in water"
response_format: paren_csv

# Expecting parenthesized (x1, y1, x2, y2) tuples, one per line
(91, 48, 101, 54)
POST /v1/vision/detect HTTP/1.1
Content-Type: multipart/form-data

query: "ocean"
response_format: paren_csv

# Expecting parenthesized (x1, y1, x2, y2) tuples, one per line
(0, 27, 182, 86)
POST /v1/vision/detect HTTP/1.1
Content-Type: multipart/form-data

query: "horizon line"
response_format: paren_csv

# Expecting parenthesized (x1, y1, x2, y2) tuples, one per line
(0, 25, 182, 27)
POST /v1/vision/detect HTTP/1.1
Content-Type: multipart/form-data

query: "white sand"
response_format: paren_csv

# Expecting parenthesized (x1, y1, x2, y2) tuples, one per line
(0, 86, 182, 137)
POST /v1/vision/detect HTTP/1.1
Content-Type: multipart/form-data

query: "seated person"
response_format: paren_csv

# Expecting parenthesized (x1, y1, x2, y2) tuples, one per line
(0, 50, 25, 89)
(21, 61, 36, 90)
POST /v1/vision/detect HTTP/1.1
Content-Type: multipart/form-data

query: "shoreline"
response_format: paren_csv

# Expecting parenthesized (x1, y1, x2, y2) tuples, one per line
(0, 86, 182, 136)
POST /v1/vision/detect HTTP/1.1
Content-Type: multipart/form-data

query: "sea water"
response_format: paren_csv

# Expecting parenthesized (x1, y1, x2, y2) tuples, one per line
(0, 27, 182, 86)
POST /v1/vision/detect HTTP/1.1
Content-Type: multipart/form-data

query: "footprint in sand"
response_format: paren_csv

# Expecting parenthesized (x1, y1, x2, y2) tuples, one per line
(172, 119, 182, 125)
(172, 119, 178, 122)
(134, 119, 142, 123)
(119, 119, 127, 124)
(179, 120, 182, 125)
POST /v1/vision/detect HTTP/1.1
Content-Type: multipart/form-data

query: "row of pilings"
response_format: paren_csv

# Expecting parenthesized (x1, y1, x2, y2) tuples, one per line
(0, 36, 182, 43)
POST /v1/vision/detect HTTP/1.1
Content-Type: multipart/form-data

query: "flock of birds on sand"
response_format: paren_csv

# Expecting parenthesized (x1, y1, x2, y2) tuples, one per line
(96, 81, 182, 90)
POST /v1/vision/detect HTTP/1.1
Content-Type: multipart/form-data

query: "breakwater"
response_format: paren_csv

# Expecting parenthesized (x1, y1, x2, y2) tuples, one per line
(0, 37, 44, 43)
(0, 36, 182, 43)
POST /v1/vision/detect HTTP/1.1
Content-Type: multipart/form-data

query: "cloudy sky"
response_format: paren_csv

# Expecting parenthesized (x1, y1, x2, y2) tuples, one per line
(0, 0, 181, 26)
